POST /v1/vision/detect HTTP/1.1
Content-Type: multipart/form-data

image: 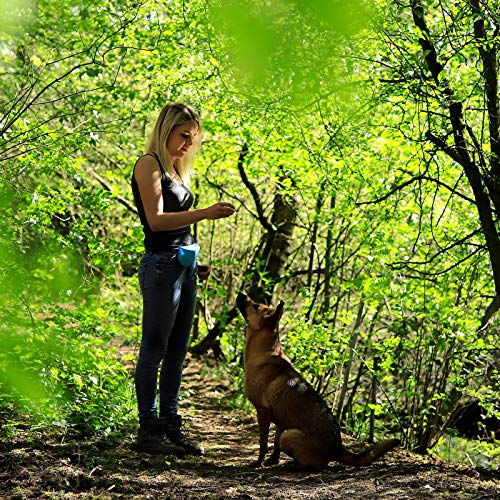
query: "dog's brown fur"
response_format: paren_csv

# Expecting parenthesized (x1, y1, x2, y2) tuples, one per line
(236, 292, 400, 471)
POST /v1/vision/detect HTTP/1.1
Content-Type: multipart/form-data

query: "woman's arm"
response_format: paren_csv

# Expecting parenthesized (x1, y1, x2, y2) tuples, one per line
(134, 155, 235, 232)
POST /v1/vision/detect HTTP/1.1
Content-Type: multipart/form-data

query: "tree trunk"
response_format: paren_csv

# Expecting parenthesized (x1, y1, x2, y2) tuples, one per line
(191, 149, 299, 356)
(411, 0, 500, 325)
(245, 175, 299, 304)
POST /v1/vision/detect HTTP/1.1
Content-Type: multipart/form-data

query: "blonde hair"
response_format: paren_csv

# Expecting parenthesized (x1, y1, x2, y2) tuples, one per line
(146, 102, 201, 184)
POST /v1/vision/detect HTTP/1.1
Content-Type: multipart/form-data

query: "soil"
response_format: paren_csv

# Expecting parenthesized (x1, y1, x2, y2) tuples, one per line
(1, 354, 499, 499)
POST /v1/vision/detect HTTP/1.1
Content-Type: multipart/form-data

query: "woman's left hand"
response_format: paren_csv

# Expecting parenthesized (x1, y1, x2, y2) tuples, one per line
(197, 262, 211, 281)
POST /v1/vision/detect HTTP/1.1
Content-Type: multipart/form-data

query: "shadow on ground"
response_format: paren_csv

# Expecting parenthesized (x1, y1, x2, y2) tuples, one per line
(1, 356, 499, 499)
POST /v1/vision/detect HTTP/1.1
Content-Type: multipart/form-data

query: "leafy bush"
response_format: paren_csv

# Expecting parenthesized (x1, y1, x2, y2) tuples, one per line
(0, 187, 134, 438)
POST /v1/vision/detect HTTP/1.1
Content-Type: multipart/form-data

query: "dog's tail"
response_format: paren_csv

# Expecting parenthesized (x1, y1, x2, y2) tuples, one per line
(337, 438, 400, 466)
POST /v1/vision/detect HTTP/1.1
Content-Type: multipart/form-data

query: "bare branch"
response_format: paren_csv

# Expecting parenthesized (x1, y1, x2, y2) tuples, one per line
(478, 295, 500, 331)
(470, 0, 500, 170)
(0, 5, 142, 137)
(357, 171, 475, 206)
(391, 246, 484, 276)
(411, 0, 444, 85)
(237, 144, 276, 233)
(425, 131, 464, 166)
(85, 168, 137, 215)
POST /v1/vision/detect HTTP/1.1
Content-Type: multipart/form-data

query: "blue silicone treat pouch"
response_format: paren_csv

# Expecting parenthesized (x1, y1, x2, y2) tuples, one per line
(177, 243, 200, 267)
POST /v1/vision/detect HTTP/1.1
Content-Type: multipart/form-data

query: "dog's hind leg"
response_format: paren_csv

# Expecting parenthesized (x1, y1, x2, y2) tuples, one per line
(264, 426, 282, 466)
(280, 429, 329, 471)
(253, 407, 271, 467)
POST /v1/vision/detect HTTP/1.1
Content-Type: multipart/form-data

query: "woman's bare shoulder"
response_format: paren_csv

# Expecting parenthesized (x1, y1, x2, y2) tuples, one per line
(136, 154, 159, 168)
(134, 154, 161, 179)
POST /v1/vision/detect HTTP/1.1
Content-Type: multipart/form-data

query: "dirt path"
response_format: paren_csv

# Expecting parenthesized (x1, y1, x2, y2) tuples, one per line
(1, 355, 500, 499)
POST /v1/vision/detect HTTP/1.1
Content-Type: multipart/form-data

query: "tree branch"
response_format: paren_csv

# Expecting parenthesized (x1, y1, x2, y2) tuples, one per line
(357, 171, 475, 206)
(86, 168, 138, 215)
(478, 295, 500, 331)
(391, 229, 483, 268)
(391, 246, 483, 276)
(190, 306, 239, 358)
(425, 131, 465, 166)
(470, 0, 500, 172)
(411, 1, 444, 85)
(237, 144, 276, 233)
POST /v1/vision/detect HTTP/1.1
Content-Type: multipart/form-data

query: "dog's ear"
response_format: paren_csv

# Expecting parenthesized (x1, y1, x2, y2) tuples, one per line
(266, 300, 284, 327)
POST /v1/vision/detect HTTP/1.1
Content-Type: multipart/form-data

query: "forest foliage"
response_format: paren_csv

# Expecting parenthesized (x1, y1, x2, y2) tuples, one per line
(0, 0, 499, 469)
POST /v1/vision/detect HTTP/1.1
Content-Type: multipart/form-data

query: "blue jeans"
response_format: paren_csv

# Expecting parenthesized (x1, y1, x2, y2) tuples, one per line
(135, 250, 197, 422)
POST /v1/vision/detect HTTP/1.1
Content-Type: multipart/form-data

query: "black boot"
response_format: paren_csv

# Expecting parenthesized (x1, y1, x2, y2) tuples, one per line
(161, 415, 204, 456)
(133, 417, 186, 456)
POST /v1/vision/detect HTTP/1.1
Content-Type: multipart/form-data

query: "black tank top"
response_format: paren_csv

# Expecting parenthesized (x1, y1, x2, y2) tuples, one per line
(131, 153, 194, 251)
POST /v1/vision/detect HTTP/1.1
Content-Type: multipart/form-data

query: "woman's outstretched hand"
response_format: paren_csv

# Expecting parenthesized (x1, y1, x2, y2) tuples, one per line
(204, 202, 236, 220)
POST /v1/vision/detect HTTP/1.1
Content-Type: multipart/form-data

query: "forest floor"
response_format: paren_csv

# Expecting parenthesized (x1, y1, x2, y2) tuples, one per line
(1, 348, 500, 499)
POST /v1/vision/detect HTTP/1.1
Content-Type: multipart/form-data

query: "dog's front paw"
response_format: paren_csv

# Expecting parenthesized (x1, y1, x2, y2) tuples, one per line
(249, 459, 264, 468)
(263, 456, 280, 466)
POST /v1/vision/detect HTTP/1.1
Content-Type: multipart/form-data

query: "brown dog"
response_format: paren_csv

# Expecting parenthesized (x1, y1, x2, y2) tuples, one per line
(236, 292, 400, 471)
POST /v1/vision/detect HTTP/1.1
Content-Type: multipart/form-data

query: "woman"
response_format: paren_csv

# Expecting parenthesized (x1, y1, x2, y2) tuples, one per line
(131, 102, 236, 455)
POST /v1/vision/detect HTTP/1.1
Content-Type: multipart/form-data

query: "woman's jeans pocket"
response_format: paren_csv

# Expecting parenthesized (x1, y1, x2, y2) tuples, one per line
(138, 251, 180, 293)
(155, 251, 178, 272)
(138, 253, 155, 293)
